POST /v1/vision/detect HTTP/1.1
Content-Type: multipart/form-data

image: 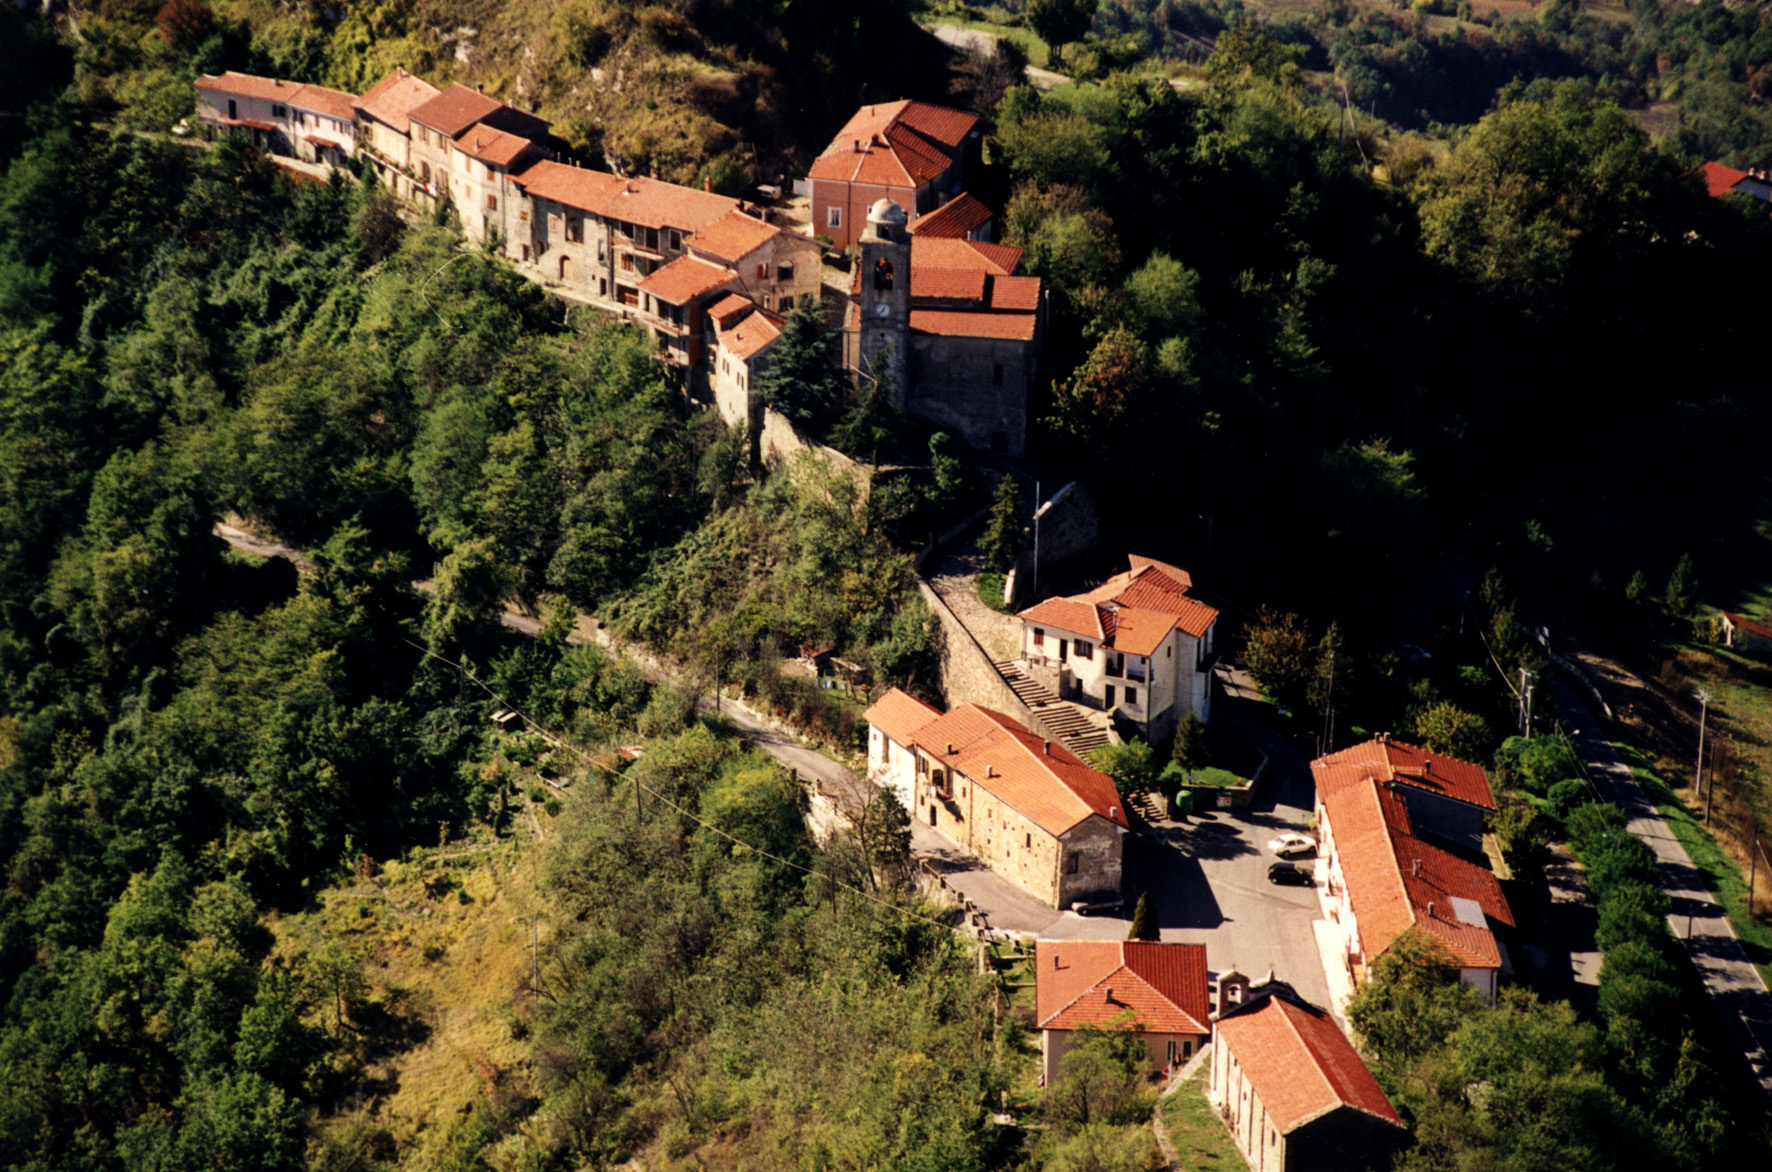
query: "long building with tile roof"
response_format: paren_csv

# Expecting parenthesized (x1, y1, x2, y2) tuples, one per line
(1015, 555, 1220, 743)
(193, 71, 361, 168)
(865, 689, 1127, 908)
(1316, 765, 1513, 1000)
(808, 99, 982, 249)
(1211, 984, 1405, 1172)
(1036, 940, 1210, 1084)
(1312, 734, 1495, 850)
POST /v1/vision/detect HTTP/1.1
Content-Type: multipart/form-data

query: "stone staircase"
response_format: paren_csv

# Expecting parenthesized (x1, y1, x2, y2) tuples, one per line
(995, 660, 1113, 758)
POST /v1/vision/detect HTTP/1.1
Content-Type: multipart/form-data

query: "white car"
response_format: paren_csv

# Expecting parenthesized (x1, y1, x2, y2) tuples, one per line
(1267, 834, 1317, 858)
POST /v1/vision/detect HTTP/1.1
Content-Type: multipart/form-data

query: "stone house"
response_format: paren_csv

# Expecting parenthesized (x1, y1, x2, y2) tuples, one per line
(352, 67, 440, 200)
(193, 72, 358, 166)
(1721, 612, 1772, 656)
(1035, 940, 1210, 1086)
(846, 200, 1046, 456)
(705, 295, 782, 433)
(1211, 982, 1405, 1172)
(1016, 556, 1219, 743)
(1316, 772, 1512, 1000)
(406, 84, 553, 244)
(682, 209, 823, 316)
(808, 99, 981, 249)
(1311, 735, 1496, 851)
(864, 689, 1127, 908)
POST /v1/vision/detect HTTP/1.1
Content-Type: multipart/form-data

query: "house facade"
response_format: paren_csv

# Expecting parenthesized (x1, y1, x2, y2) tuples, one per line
(1721, 612, 1772, 656)
(1211, 985, 1405, 1172)
(808, 99, 981, 249)
(1016, 556, 1219, 743)
(864, 689, 1127, 909)
(405, 84, 553, 246)
(1311, 735, 1496, 851)
(1315, 770, 1513, 1000)
(1035, 940, 1210, 1086)
(193, 72, 358, 166)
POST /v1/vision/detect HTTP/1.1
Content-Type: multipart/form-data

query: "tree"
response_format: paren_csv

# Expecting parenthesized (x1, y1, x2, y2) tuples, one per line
(1241, 609, 1313, 714)
(1026, 0, 1097, 67)
(1412, 702, 1493, 763)
(755, 305, 842, 424)
(1089, 741, 1157, 805)
(981, 476, 1024, 575)
(856, 785, 913, 890)
(422, 538, 516, 656)
(1664, 552, 1697, 620)
(1170, 713, 1207, 772)
(1042, 1027, 1153, 1129)
(353, 190, 404, 263)
(1347, 927, 1484, 1075)
(1126, 892, 1157, 941)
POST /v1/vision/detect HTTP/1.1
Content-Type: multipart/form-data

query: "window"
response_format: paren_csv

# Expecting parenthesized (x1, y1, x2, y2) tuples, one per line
(272, 104, 287, 118)
(1127, 687, 1138, 707)
(565, 218, 583, 244)
(1064, 853, 1079, 875)
(227, 99, 236, 119)
(619, 253, 634, 272)
(880, 735, 890, 763)
(668, 229, 681, 250)
(420, 161, 431, 183)
(1033, 628, 1044, 647)
(1074, 640, 1093, 660)
(827, 206, 842, 228)
(777, 262, 794, 282)
(873, 256, 894, 291)
(599, 277, 608, 296)
(1025, 833, 1031, 849)
(486, 194, 497, 211)
(757, 262, 768, 279)
(1105, 685, 1116, 708)
(992, 363, 1004, 386)
(646, 227, 659, 250)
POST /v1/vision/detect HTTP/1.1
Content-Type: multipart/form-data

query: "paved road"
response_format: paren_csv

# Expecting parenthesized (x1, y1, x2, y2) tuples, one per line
(1555, 683, 1772, 1100)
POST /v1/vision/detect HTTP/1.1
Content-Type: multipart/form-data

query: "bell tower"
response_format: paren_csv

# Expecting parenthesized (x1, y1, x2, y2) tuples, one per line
(856, 198, 911, 405)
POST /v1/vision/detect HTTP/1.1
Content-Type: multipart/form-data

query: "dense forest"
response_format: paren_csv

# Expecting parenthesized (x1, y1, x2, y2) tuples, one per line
(3, 1, 1772, 1169)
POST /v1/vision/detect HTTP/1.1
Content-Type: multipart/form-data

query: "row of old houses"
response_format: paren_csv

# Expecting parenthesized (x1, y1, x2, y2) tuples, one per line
(193, 71, 1046, 461)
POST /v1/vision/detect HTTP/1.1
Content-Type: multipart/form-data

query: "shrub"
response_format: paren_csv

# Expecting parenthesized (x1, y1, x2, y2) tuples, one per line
(1595, 883, 1671, 951)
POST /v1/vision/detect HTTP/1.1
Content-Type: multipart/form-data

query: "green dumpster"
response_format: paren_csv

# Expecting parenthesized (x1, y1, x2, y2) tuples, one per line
(1173, 790, 1194, 819)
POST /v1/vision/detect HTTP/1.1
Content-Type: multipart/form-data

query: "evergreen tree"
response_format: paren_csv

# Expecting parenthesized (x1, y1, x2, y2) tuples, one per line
(980, 475, 1024, 576)
(755, 305, 842, 424)
(1126, 892, 1158, 941)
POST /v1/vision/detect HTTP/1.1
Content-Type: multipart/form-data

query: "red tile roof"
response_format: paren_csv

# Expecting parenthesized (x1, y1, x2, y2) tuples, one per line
(514, 160, 626, 209)
(1724, 612, 1772, 641)
(597, 175, 740, 232)
(911, 267, 988, 301)
(989, 275, 1042, 312)
(1036, 941, 1209, 1035)
(706, 293, 756, 327)
(1703, 161, 1751, 199)
(721, 307, 782, 362)
(909, 192, 994, 238)
(866, 688, 945, 746)
(456, 123, 533, 167)
(1020, 558, 1217, 655)
(638, 256, 736, 305)
(409, 83, 504, 138)
(912, 235, 1022, 275)
(908, 704, 1127, 836)
(195, 72, 358, 122)
(687, 209, 780, 263)
(1323, 780, 1511, 971)
(1215, 994, 1403, 1132)
(909, 310, 1037, 341)
(809, 100, 979, 190)
(354, 67, 440, 134)
(1312, 736, 1496, 811)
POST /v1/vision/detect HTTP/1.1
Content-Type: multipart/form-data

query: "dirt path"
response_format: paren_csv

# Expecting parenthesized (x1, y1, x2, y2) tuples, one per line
(923, 22, 1073, 89)
(922, 523, 1021, 663)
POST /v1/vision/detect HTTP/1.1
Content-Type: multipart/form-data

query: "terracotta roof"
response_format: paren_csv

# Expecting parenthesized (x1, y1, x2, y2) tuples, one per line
(1323, 781, 1511, 971)
(809, 100, 978, 189)
(912, 235, 1022, 275)
(867, 688, 944, 746)
(354, 67, 440, 134)
(990, 275, 1042, 312)
(1724, 612, 1772, 641)
(1021, 558, 1216, 654)
(300, 129, 350, 150)
(911, 267, 988, 302)
(1035, 941, 1209, 1035)
(910, 193, 994, 238)
(706, 293, 756, 327)
(1215, 993, 1404, 1132)
(638, 256, 736, 306)
(409, 83, 504, 138)
(909, 704, 1127, 836)
(515, 160, 626, 210)
(1703, 161, 1750, 199)
(721, 307, 782, 362)
(688, 209, 781, 263)
(908, 310, 1037, 341)
(599, 175, 740, 232)
(195, 72, 358, 122)
(1313, 736, 1496, 811)
(455, 123, 533, 167)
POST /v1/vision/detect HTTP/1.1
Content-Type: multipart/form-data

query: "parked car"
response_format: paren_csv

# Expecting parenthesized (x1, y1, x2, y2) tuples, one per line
(1267, 862, 1312, 886)
(1266, 833, 1318, 858)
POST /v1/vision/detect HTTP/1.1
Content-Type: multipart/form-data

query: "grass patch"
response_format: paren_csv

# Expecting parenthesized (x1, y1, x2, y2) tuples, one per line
(977, 571, 1015, 615)
(1158, 1060, 1242, 1172)
(1170, 766, 1246, 789)
(1616, 743, 1772, 986)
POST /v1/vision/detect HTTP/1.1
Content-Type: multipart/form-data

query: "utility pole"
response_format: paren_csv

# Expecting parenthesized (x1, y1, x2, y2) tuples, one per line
(1319, 649, 1336, 757)
(1518, 668, 1530, 736)
(1695, 688, 1711, 823)
(1032, 478, 1041, 597)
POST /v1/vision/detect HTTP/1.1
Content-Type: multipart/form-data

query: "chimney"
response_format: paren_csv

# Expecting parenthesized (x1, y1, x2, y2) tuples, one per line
(476, 82, 484, 93)
(704, 175, 712, 192)
(1105, 987, 1115, 1003)
(945, 742, 954, 755)
(1413, 858, 1421, 877)
(986, 764, 995, 778)
(1427, 901, 1436, 919)
(1044, 740, 1052, 755)
(854, 139, 861, 152)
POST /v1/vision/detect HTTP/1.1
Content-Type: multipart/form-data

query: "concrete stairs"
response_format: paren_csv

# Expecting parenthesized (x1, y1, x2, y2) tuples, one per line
(995, 660, 1113, 759)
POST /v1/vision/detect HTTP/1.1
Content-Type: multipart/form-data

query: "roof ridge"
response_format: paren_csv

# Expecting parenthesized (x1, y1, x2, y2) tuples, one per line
(1043, 953, 1135, 1027)
(1274, 997, 1342, 1118)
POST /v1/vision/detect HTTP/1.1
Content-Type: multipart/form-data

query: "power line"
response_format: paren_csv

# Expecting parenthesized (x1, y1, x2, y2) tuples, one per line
(404, 638, 960, 932)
